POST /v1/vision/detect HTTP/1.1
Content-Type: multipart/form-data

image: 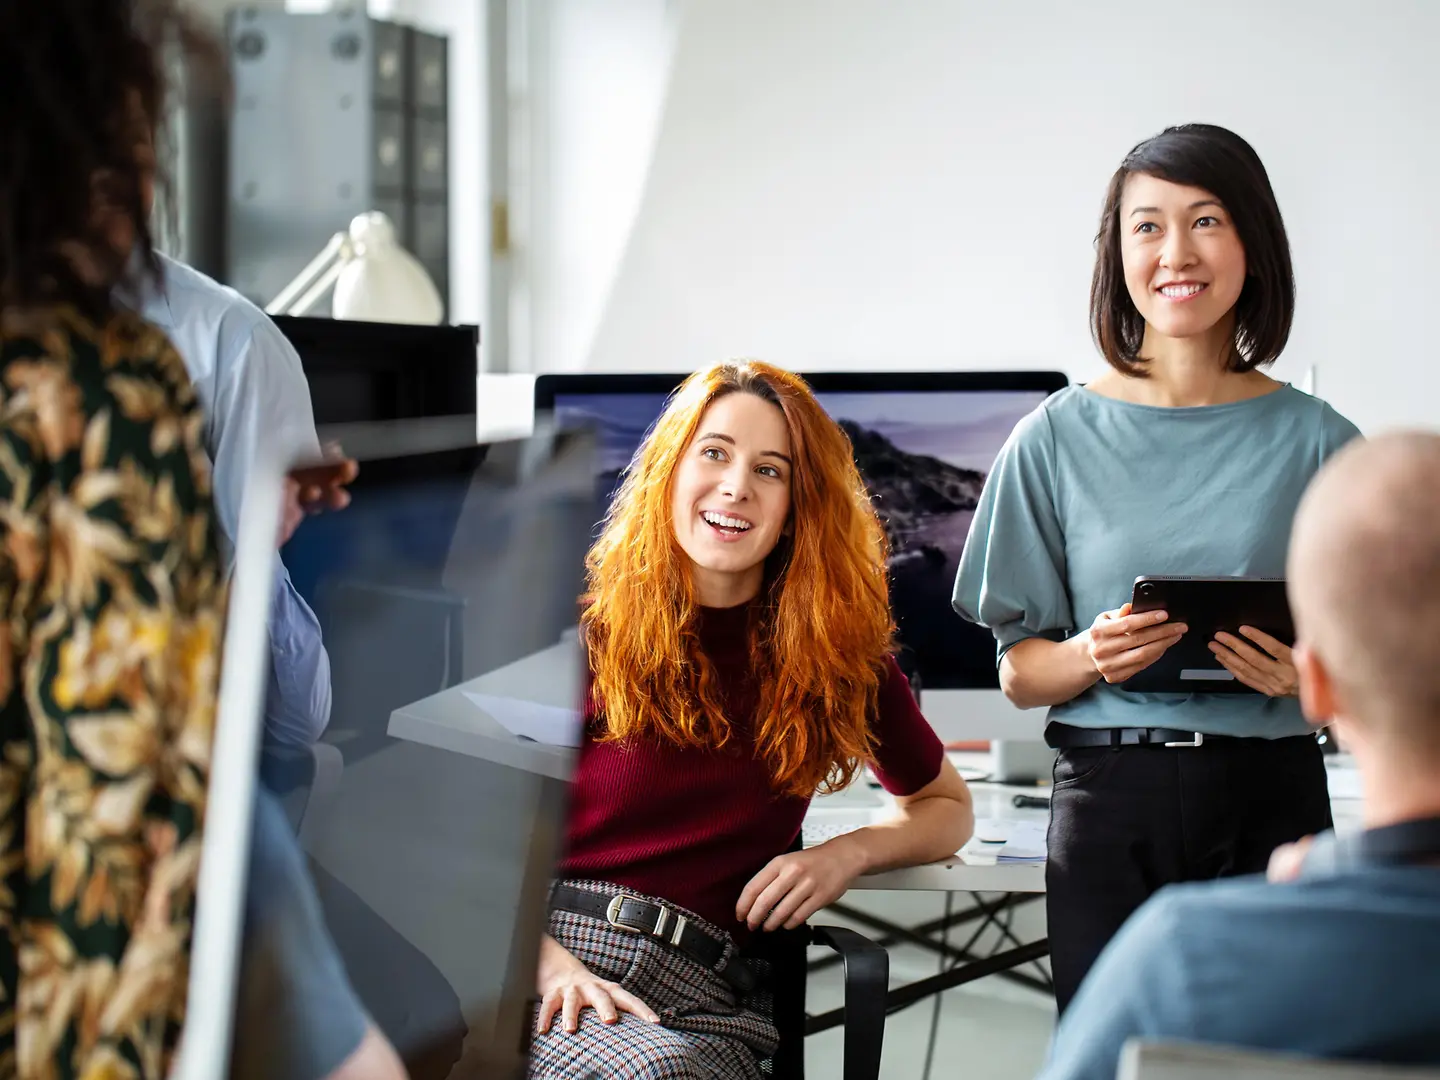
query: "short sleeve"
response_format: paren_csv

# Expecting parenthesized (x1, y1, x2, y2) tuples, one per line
(1317, 401, 1362, 465)
(952, 406, 1074, 660)
(208, 315, 321, 555)
(866, 655, 944, 796)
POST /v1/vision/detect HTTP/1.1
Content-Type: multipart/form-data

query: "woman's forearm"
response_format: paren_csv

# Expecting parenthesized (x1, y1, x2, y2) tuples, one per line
(1000, 633, 1101, 709)
(826, 786, 974, 876)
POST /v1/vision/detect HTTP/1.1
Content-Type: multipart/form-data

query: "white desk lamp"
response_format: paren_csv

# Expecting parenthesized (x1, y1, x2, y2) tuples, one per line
(265, 210, 444, 325)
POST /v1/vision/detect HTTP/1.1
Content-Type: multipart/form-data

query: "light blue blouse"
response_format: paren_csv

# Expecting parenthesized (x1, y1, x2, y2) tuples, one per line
(952, 383, 1361, 738)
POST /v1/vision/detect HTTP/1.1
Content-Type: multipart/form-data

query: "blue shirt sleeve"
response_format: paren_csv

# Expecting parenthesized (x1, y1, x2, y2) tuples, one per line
(265, 561, 333, 750)
(1318, 401, 1362, 464)
(952, 404, 1075, 659)
(207, 316, 322, 555)
(212, 316, 331, 749)
(1038, 893, 1195, 1080)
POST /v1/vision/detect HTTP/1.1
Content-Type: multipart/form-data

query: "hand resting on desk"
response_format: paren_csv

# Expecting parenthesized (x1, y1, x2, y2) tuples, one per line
(741, 755, 975, 929)
(736, 843, 866, 932)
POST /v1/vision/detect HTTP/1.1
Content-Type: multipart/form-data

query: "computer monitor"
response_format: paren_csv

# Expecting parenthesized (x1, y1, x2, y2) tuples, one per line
(536, 369, 1062, 667)
(180, 420, 596, 1080)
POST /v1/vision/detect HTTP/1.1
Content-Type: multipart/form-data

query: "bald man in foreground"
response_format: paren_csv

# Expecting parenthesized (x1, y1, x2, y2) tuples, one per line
(1036, 432, 1440, 1080)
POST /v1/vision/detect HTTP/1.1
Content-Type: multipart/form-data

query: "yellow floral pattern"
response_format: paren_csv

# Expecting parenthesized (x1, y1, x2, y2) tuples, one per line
(0, 306, 224, 1079)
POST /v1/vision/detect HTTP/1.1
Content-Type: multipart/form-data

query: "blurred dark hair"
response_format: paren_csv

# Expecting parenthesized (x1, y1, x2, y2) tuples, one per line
(1090, 123, 1295, 377)
(0, 0, 223, 316)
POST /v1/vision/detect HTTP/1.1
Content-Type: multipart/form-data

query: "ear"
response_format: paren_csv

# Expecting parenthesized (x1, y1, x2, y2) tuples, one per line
(1293, 642, 1338, 729)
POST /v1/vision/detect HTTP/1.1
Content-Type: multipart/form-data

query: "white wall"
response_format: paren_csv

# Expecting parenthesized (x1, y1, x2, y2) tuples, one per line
(583, 0, 1440, 435)
(514, 0, 678, 373)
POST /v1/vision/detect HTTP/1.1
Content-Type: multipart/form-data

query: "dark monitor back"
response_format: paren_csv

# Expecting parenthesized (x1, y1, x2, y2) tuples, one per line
(271, 316, 478, 426)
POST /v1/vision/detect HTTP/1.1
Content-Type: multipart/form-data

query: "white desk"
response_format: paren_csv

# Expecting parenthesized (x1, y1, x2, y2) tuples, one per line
(807, 774, 1050, 893)
(388, 648, 1367, 894)
(387, 646, 1049, 892)
(387, 640, 578, 782)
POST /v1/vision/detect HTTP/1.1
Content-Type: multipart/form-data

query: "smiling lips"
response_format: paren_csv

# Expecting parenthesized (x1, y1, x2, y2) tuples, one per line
(1157, 281, 1208, 302)
(700, 510, 753, 540)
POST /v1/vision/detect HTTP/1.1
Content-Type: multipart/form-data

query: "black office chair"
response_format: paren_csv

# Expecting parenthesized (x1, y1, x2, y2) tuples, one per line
(318, 576, 467, 763)
(742, 921, 888, 1080)
(738, 830, 889, 1080)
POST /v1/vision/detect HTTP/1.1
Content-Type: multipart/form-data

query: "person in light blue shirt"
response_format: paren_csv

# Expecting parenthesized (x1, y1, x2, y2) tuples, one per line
(125, 250, 333, 751)
(952, 124, 1362, 1012)
(1040, 432, 1440, 1080)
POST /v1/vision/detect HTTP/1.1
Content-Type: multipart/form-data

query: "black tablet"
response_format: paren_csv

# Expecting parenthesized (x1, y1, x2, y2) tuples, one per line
(1119, 576, 1293, 695)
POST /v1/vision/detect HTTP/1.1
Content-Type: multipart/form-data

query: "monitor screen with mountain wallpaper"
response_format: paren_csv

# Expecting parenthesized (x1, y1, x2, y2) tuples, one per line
(533, 371, 1067, 691)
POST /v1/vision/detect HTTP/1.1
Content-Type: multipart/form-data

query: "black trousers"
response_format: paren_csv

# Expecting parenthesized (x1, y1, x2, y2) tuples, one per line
(1045, 730, 1332, 1014)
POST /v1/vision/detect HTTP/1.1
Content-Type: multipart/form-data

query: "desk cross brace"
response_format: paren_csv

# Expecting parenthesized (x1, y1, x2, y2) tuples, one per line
(805, 938, 1052, 1036)
(810, 893, 1052, 997)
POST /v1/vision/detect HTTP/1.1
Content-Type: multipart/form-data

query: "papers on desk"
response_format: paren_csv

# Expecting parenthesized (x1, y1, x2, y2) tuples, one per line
(962, 819, 1048, 864)
(462, 691, 583, 748)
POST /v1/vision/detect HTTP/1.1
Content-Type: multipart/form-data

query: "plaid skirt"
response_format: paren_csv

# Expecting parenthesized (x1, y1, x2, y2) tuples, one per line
(526, 880, 780, 1080)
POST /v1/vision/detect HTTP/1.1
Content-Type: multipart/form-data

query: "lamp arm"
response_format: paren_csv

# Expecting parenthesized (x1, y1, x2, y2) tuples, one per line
(264, 231, 351, 315)
(285, 258, 350, 317)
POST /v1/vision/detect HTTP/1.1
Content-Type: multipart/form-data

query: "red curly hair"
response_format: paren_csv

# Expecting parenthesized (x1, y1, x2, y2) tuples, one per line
(581, 360, 895, 797)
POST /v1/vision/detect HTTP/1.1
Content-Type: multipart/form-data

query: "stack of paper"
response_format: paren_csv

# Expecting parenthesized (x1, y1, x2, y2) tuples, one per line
(994, 820, 1048, 863)
(962, 818, 1048, 863)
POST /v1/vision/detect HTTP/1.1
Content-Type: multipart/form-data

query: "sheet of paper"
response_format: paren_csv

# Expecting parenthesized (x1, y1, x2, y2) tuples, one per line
(462, 691, 583, 748)
(996, 820, 1048, 862)
(963, 817, 1049, 863)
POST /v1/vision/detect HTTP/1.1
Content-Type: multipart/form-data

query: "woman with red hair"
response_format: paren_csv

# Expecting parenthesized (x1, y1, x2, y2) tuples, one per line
(529, 361, 974, 1079)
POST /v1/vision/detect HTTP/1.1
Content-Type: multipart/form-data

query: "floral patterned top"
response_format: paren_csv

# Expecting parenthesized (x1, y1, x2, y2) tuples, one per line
(0, 305, 226, 1079)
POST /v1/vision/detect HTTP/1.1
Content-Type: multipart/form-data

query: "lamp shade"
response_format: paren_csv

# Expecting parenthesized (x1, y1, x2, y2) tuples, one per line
(331, 212, 445, 325)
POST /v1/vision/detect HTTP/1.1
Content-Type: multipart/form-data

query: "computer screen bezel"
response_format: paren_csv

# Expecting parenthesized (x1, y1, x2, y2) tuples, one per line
(534, 369, 1068, 412)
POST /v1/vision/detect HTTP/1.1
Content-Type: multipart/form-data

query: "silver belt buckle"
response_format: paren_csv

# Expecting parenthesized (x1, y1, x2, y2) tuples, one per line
(1163, 732, 1205, 748)
(606, 894, 688, 946)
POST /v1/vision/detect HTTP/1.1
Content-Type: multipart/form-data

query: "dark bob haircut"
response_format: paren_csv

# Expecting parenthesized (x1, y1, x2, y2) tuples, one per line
(0, 1, 221, 316)
(1089, 123, 1295, 377)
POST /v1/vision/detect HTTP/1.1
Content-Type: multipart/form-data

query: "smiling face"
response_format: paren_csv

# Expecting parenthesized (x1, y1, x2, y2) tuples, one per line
(669, 390, 793, 608)
(1120, 172, 1248, 345)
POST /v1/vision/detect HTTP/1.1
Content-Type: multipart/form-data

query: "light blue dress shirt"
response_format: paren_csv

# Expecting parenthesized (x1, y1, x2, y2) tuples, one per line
(952, 384, 1361, 738)
(125, 253, 332, 749)
(1039, 866, 1440, 1080)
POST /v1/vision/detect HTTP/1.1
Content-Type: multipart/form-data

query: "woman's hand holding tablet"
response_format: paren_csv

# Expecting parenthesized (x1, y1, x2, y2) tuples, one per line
(1084, 602, 1189, 684)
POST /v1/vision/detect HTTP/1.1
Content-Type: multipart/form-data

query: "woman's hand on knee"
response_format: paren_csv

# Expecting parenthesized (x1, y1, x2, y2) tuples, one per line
(535, 934, 660, 1035)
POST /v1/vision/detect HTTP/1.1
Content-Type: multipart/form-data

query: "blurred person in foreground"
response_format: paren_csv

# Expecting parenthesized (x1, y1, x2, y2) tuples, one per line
(0, 2, 398, 1077)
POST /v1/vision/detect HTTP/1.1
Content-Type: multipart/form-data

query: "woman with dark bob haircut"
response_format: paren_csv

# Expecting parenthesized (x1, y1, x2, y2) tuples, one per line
(954, 123, 1362, 1011)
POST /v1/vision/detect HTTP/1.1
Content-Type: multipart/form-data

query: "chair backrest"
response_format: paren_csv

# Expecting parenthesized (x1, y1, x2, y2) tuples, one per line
(738, 831, 814, 1079)
(1118, 1040, 1440, 1080)
(319, 577, 465, 762)
(739, 926, 810, 1079)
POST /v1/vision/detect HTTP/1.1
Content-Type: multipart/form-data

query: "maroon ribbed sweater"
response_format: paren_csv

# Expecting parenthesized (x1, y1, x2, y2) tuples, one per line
(557, 603, 944, 936)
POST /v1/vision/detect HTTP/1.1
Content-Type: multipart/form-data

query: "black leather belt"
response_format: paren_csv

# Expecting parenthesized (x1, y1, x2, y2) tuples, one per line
(1046, 722, 1238, 749)
(549, 883, 730, 973)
